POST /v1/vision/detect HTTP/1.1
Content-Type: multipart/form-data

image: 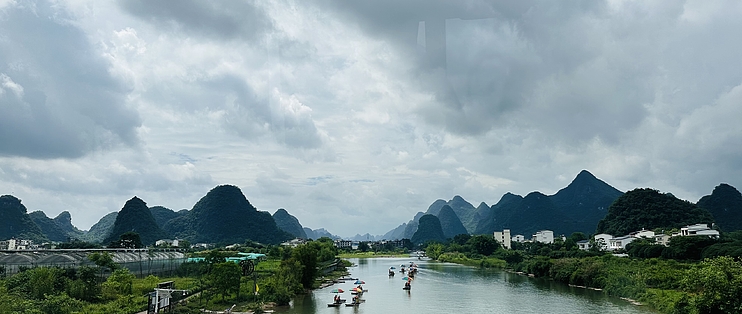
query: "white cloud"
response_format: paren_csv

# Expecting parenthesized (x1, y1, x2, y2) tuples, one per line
(0, 0, 740, 236)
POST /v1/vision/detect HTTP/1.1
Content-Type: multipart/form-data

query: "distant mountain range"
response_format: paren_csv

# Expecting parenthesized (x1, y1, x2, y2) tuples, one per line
(384, 170, 625, 239)
(2, 170, 741, 244)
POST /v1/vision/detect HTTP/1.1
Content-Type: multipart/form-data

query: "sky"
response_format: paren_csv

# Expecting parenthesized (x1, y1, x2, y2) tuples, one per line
(1, 0, 741, 238)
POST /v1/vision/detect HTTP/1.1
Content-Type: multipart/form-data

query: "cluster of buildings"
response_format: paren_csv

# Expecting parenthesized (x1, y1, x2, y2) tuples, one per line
(493, 223, 720, 251)
(280, 238, 410, 250)
(0, 239, 38, 251)
(582, 223, 719, 251)
(494, 229, 556, 249)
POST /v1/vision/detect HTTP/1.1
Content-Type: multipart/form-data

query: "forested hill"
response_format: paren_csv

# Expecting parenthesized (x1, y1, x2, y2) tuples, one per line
(0, 195, 46, 242)
(28, 211, 68, 242)
(166, 185, 292, 244)
(149, 206, 187, 230)
(273, 208, 307, 239)
(103, 196, 168, 246)
(411, 214, 447, 245)
(437, 205, 469, 239)
(697, 183, 742, 232)
(596, 188, 714, 236)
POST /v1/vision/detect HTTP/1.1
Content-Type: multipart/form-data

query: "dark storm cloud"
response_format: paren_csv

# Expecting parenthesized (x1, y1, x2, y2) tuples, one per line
(0, 1, 140, 159)
(314, 0, 657, 142)
(118, 0, 273, 42)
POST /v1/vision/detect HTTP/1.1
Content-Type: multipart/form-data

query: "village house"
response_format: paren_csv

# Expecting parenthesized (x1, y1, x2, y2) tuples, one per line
(680, 224, 719, 238)
(511, 234, 525, 243)
(282, 238, 308, 247)
(333, 239, 352, 249)
(582, 223, 719, 252)
(532, 230, 554, 244)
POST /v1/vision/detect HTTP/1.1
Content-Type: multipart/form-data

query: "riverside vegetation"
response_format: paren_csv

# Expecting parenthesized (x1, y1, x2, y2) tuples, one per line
(0, 238, 344, 313)
(423, 231, 742, 314)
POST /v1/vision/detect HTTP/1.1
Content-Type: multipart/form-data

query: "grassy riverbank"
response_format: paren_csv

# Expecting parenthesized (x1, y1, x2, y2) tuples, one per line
(424, 236, 742, 314)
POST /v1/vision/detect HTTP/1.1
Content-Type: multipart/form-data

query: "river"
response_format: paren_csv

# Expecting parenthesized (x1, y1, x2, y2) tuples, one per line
(275, 257, 656, 314)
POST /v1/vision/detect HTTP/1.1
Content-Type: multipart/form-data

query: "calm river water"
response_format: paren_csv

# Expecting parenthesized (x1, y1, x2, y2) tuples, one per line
(275, 257, 656, 314)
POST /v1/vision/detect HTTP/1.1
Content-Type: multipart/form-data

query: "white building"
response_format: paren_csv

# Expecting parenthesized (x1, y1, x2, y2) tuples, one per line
(532, 230, 554, 244)
(608, 235, 636, 251)
(493, 229, 511, 249)
(156, 239, 173, 247)
(577, 240, 590, 250)
(333, 239, 352, 249)
(511, 235, 525, 243)
(593, 234, 613, 251)
(680, 224, 720, 238)
(654, 234, 671, 246)
(631, 229, 655, 239)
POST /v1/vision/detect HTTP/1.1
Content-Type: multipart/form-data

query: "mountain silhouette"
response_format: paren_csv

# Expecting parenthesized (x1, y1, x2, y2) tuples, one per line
(0, 195, 46, 242)
(166, 185, 292, 244)
(437, 205, 469, 238)
(273, 208, 307, 238)
(28, 211, 68, 242)
(410, 214, 447, 245)
(103, 196, 168, 246)
(697, 183, 742, 232)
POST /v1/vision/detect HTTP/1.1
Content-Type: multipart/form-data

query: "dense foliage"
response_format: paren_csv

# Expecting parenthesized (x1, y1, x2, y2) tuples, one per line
(149, 206, 187, 229)
(425, 227, 742, 314)
(103, 197, 168, 246)
(596, 188, 714, 236)
(0, 195, 47, 242)
(697, 183, 742, 232)
(28, 211, 69, 242)
(410, 214, 447, 245)
(272, 208, 308, 239)
(81, 212, 118, 243)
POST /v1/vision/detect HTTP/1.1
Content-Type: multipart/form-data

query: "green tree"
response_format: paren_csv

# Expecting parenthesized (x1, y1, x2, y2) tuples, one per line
(262, 259, 304, 305)
(291, 243, 319, 289)
(6, 267, 66, 300)
(205, 250, 227, 264)
(102, 268, 135, 300)
(88, 252, 118, 271)
(467, 235, 500, 256)
(40, 293, 83, 314)
(425, 243, 444, 260)
(452, 234, 472, 245)
(358, 242, 370, 252)
(66, 266, 99, 302)
(209, 262, 242, 301)
(683, 256, 742, 313)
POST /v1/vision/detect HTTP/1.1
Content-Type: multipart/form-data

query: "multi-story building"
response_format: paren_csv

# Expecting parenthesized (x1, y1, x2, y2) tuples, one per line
(494, 229, 512, 249)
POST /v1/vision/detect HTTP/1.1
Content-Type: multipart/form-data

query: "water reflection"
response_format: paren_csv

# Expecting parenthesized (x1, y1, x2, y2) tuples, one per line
(277, 258, 654, 314)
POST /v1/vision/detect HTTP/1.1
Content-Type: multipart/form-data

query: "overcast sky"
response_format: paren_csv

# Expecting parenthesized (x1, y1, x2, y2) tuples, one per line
(1, 0, 741, 237)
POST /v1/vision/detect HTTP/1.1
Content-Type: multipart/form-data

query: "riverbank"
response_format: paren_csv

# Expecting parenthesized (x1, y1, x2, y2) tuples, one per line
(429, 251, 736, 314)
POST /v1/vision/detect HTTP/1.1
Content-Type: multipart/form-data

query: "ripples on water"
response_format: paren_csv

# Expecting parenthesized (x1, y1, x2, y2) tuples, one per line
(275, 258, 656, 314)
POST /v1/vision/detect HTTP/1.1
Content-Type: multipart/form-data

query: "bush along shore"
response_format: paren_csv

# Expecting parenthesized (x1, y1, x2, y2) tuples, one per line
(0, 237, 348, 314)
(423, 233, 742, 314)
